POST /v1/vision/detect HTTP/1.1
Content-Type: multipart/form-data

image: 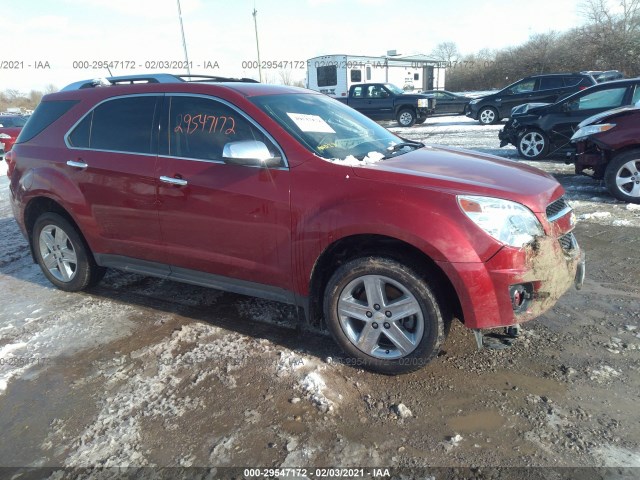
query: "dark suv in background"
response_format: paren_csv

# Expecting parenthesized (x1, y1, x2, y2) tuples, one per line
(466, 73, 596, 125)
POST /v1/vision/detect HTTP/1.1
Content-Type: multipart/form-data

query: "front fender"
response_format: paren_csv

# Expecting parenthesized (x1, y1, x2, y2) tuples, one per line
(290, 161, 501, 296)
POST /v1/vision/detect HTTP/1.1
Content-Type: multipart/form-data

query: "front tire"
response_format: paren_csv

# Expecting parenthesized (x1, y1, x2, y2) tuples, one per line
(604, 149, 640, 203)
(323, 257, 446, 375)
(478, 107, 499, 125)
(32, 212, 105, 291)
(517, 129, 549, 160)
(397, 109, 416, 127)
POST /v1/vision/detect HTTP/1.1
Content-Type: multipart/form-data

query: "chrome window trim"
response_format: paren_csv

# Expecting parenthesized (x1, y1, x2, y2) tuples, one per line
(63, 92, 289, 170)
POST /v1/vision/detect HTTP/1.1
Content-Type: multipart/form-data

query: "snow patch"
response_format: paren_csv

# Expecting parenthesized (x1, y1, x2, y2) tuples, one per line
(593, 445, 640, 467)
(0, 299, 136, 394)
(277, 351, 306, 376)
(579, 211, 611, 220)
(64, 323, 261, 466)
(330, 151, 384, 166)
(299, 371, 333, 413)
(589, 365, 621, 382)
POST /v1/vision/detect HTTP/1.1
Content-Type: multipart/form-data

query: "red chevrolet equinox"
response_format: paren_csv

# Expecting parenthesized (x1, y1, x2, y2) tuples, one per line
(7, 74, 585, 374)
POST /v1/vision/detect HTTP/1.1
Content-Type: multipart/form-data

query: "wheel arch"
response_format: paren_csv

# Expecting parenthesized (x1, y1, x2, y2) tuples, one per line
(24, 196, 92, 263)
(306, 233, 461, 331)
(395, 105, 417, 116)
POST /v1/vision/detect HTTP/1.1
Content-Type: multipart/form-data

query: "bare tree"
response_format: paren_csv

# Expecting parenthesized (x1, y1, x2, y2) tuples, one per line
(431, 42, 460, 63)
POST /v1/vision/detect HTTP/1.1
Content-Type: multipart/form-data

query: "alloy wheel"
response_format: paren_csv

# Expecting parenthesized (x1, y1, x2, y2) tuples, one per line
(337, 274, 424, 360)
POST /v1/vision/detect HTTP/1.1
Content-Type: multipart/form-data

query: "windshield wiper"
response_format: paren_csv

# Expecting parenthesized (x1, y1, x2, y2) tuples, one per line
(382, 141, 425, 159)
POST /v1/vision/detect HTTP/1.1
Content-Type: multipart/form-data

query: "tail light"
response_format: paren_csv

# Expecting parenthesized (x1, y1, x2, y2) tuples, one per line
(579, 86, 588, 90)
(5, 150, 15, 177)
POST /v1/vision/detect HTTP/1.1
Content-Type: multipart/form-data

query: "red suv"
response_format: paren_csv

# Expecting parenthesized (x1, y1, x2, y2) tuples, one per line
(0, 114, 28, 156)
(571, 105, 640, 203)
(8, 74, 585, 374)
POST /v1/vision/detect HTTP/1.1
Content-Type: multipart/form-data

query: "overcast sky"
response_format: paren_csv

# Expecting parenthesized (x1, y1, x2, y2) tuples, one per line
(3, 0, 586, 92)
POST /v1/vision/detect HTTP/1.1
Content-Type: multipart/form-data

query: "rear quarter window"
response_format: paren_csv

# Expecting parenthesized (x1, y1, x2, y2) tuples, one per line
(15, 100, 78, 144)
(539, 77, 564, 90)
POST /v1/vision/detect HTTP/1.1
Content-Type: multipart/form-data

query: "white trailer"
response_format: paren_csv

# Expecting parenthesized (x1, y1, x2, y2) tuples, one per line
(306, 54, 445, 98)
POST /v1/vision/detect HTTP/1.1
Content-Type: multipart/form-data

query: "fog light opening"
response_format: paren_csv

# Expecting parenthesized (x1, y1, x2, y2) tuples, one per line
(509, 283, 533, 313)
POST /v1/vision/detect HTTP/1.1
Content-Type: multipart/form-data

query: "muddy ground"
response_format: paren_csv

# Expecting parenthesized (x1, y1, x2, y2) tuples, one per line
(0, 117, 639, 477)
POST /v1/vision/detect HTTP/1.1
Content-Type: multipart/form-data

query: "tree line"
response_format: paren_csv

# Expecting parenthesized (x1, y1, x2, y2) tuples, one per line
(431, 0, 640, 92)
(0, 85, 58, 113)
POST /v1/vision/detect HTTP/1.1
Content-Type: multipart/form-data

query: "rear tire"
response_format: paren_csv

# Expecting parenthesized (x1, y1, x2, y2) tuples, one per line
(397, 109, 416, 127)
(604, 149, 640, 203)
(323, 257, 446, 375)
(32, 212, 105, 291)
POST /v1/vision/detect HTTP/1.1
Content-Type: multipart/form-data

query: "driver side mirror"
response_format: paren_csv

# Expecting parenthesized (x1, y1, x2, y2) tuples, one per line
(222, 140, 282, 168)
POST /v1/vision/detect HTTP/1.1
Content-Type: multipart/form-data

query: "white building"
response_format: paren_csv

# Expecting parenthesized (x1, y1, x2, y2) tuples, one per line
(306, 53, 445, 98)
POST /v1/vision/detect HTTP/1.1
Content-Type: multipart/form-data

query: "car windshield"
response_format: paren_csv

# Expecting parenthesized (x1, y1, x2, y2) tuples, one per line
(251, 93, 419, 162)
(0, 116, 28, 127)
(385, 83, 404, 95)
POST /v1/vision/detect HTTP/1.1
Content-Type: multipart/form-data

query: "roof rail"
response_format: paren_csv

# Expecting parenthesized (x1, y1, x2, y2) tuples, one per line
(61, 74, 259, 91)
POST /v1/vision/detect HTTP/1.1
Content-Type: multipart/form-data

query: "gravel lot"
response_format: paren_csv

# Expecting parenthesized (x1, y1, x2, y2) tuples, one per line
(1, 116, 639, 476)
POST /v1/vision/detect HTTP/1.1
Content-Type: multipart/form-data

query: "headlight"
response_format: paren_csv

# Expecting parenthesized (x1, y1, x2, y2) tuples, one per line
(570, 123, 616, 142)
(457, 195, 543, 248)
(469, 99, 479, 104)
(418, 99, 430, 108)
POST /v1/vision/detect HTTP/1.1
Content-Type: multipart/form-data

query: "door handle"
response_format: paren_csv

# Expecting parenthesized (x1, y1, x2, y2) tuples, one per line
(66, 160, 88, 169)
(160, 175, 188, 186)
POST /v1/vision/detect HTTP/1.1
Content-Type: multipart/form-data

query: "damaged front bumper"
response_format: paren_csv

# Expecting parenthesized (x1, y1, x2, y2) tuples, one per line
(436, 224, 584, 331)
(498, 120, 519, 147)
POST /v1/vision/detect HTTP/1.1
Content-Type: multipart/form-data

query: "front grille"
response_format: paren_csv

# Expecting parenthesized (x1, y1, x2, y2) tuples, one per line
(559, 232, 576, 252)
(546, 196, 572, 222)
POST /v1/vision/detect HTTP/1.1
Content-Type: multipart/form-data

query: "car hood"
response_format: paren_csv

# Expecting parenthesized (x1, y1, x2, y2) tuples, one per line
(578, 105, 640, 128)
(511, 102, 553, 116)
(352, 145, 563, 212)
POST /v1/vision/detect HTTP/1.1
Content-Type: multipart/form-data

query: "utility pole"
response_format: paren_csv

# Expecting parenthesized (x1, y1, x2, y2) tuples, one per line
(252, 8, 263, 82)
(177, 0, 191, 76)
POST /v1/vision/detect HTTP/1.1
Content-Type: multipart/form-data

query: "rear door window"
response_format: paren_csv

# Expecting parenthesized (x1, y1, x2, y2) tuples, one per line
(564, 76, 583, 87)
(67, 96, 160, 154)
(539, 77, 564, 90)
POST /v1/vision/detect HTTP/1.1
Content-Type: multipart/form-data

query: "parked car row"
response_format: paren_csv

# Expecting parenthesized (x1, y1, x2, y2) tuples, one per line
(0, 115, 28, 157)
(466, 73, 598, 125)
(498, 78, 640, 159)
